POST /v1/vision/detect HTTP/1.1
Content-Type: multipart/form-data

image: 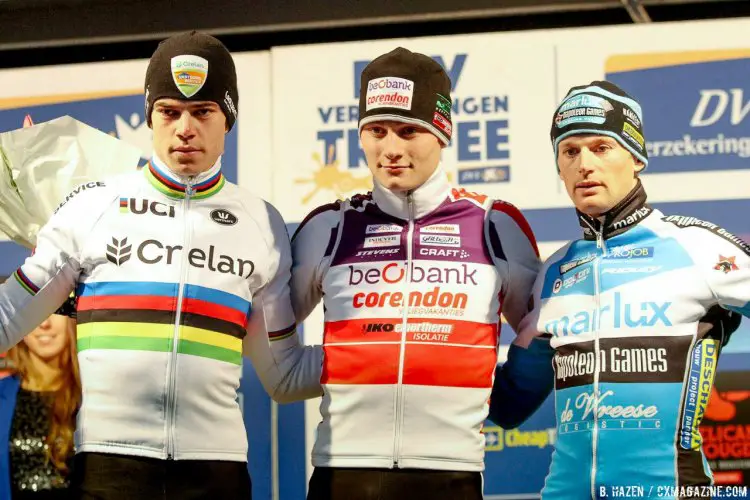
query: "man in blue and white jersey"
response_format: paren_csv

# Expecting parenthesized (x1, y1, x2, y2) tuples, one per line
(491, 80, 748, 499)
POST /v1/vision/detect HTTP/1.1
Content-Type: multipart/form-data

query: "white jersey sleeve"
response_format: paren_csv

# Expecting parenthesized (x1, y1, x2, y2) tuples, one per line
(486, 200, 542, 332)
(242, 201, 323, 403)
(290, 202, 342, 323)
(0, 181, 113, 352)
(664, 216, 750, 320)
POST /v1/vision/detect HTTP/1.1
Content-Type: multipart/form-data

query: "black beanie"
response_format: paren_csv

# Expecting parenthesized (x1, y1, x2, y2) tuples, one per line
(551, 80, 647, 168)
(145, 31, 239, 131)
(358, 47, 453, 145)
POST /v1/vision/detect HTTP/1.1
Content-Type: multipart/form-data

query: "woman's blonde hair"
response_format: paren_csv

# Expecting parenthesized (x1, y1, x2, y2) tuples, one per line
(6, 316, 81, 473)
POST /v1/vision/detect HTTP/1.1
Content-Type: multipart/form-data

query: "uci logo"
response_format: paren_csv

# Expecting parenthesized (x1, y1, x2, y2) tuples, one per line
(210, 209, 238, 226)
(120, 198, 175, 218)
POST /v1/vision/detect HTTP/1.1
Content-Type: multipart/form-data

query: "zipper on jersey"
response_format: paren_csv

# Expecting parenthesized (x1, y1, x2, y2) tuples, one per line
(392, 192, 415, 468)
(166, 177, 194, 459)
(589, 220, 607, 499)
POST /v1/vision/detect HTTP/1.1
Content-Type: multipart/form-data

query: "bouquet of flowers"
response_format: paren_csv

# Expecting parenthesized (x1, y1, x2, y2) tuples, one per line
(0, 115, 142, 248)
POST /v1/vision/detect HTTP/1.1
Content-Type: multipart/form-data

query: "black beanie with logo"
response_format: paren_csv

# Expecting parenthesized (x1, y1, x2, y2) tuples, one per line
(144, 31, 239, 131)
(551, 80, 647, 168)
(358, 47, 453, 145)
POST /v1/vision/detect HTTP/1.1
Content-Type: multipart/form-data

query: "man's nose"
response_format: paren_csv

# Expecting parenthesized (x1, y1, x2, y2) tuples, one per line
(175, 112, 195, 138)
(381, 131, 404, 162)
(577, 148, 597, 174)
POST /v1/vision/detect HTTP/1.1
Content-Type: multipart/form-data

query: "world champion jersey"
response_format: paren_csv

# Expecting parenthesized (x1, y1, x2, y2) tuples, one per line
(0, 155, 322, 461)
(291, 166, 541, 471)
(517, 183, 750, 499)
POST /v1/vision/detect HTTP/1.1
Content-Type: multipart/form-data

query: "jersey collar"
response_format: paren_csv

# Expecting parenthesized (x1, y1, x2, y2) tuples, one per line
(371, 165, 451, 220)
(578, 179, 653, 241)
(145, 154, 226, 200)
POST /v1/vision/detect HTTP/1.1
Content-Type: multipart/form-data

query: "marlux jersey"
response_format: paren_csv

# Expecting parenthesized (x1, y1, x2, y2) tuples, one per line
(0, 155, 322, 462)
(518, 183, 750, 499)
(291, 166, 541, 471)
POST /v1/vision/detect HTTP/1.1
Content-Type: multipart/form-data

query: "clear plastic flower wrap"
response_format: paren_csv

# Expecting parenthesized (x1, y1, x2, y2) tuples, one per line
(0, 115, 143, 248)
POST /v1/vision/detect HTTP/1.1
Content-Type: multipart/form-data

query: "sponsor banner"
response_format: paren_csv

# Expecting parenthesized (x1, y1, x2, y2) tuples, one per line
(554, 19, 750, 207)
(701, 370, 750, 487)
(271, 33, 556, 222)
(606, 51, 750, 174)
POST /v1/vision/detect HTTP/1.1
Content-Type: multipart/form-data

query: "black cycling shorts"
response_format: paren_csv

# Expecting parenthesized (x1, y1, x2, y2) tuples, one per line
(70, 452, 252, 500)
(306, 466, 483, 500)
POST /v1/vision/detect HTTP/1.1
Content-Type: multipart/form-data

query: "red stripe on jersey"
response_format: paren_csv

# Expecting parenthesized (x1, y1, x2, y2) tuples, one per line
(492, 201, 539, 257)
(322, 343, 400, 384)
(323, 318, 498, 346)
(77, 295, 247, 327)
(402, 344, 496, 388)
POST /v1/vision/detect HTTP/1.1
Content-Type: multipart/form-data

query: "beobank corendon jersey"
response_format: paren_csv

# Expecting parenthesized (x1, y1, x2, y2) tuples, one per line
(0, 155, 322, 462)
(291, 166, 541, 471)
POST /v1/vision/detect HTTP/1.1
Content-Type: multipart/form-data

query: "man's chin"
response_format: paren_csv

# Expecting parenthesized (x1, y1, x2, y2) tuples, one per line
(381, 176, 418, 193)
(168, 158, 207, 176)
(575, 197, 609, 218)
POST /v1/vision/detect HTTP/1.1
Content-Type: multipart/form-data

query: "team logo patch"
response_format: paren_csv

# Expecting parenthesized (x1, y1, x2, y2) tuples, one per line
(433, 112, 452, 136)
(420, 224, 460, 235)
(364, 235, 401, 248)
(433, 93, 453, 136)
(365, 77, 414, 111)
(171, 55, 209, 98)
(559, 254, 596, 275)
(419, 234, 461, 248)
(106, 237, 132, 266)
(210, 209, 238, 226)
(366, 224, 402, 235)
(714, 255, 738, 274)
(555, 94, 613, 128)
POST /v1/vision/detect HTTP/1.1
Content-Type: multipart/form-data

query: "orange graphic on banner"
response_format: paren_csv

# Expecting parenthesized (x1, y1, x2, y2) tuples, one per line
(295, 144, 371, 204)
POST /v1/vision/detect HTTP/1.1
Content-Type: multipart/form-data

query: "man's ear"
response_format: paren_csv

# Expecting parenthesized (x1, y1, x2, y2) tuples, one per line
(633, 157, 645, 175)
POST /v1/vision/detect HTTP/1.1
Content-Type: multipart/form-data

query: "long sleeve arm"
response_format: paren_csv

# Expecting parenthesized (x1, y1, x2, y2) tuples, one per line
(488, 337, 554, 429)
(484, 204, 555, 428)
(242, 202, 323, 403)
(0, 182, 110, 352)
(290, 203, 341, 323)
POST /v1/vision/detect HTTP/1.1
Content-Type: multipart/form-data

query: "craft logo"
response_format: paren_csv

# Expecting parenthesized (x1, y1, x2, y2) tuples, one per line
(605, 49, 750, 173)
